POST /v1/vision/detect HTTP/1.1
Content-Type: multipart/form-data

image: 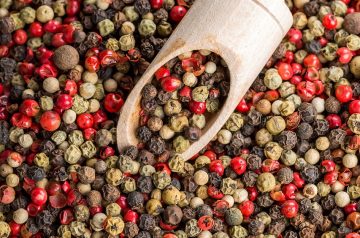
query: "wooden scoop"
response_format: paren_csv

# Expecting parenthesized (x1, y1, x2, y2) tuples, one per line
(117, 0, 293, 160)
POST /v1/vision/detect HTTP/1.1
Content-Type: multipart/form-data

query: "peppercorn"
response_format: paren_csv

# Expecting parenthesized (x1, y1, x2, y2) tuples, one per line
(343, 13, 360, 35)
(257, 172, 276, 192)
(52, 45, 80, 71)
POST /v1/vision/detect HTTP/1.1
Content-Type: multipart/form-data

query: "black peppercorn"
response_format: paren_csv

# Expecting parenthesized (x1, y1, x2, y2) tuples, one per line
(139, 214, 156, 231)
(248, 219, 265, 235)
(127, 191, 144, 210)
(301, 164, 320, 184)
(329, 208, 345, 225)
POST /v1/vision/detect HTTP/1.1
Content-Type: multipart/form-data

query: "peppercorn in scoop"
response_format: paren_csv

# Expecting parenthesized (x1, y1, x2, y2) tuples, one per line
(136, 50, 229, 154)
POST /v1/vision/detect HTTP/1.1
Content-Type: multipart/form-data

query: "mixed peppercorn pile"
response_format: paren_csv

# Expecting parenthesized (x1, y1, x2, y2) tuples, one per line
(1, 0, 360, 237)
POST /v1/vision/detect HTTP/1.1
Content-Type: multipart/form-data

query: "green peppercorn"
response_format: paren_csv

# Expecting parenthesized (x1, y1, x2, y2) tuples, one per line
(264, 69, 282, 89)
(257, 172, 276, 192)
(157, 21, 172, 37)
(98, 19, 114, 37)
(173, 135, 190, 153)
(225, 208, 243, 226)
(119, 34, 136, 51)
(123, 6, 139, 22)
(350, 56, 360, 78)
(162, 185, 181, 205)
(266, 116, 286, 135)
(19, 6, 35, 24)
(229, 225, 248, 238)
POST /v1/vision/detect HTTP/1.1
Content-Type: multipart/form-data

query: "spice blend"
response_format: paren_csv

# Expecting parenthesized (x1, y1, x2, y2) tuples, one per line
(0, 0, 360, 238)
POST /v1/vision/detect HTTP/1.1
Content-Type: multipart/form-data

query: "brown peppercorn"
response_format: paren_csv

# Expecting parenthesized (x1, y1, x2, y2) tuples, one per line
(0, 17, 16, 34)
(142, 84, 158, 100)
(52, 45, 80, 71)
(184, 126, 201, 141)
(298, 102, 317, 123)
(147, 117, 163, 132)
(346, 212, 360, 230)
(325, 96, 341, 114)
(77, 166, 95, 184)
(102, 184, 121, 202)
(255, 99, 271, 115)
(343, 13, 360, 35)
(124, 222, 139, 238)
(277, 167, 293, 184)
(162, 205, 183, 225)
(86, 190, 102, 207)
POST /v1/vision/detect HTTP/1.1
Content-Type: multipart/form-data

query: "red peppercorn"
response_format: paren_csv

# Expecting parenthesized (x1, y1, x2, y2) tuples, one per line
(124, 210, 139, 223)
(238, 200, 255, 217)
(282, 183, 297, 200)
(89, 205, 103, 216)
(52, 33, 66, 48)
(159, 220, 178, 230)
(337, 47, 354, 64)
(303, 54, 321, 70)
(277, 62, 294, 80)
(11, 112, 32, 129)
(179, 86, 192, 101)
(44, 19, 62, 33)
(203, 150, 217, 161)
(236, 99, 250, 113)
(47, 182, 62, 196)
(270, 190, 286, 202)
(0, 185, 16, 204)
(154, 66, 170, 80)
(326, 114, 342, 128)
(189, 100, 206, 114)
(56, 94, 73, 110)
(49, 192, 67, 209)
(100, 146, 115, 159)
(336, 85, 353, 103)
(207, 186, 224, 199)
(66, 0, 80, 16)
(76, 113, 94, 129)
(344, 203, 357, 214)
(62, 24, 75, 43)
(104, 93, 124, 113)
(83, 128, 97, 140)
(170, 6, 187, 22)
(26, 202, 43, 216)
(116, 195, 129, 211)
(313, 80, 325, 95)
(99, 49, 120, 67)
(161, 76, 181, 92)
(0, 45, 9, 58)
(197, 216, 214, 230)
(162, 234, 177, 238)
(150, 0, 163, 9)
(59, 209, 74, 225)
(264, 90, 279, 102)
(293, 172, 305, 188)
(154, 163, 171, 175)
(9, 221, 21, 236)
(230, 157, 247, 175)
(281, 200, 298, 218)
(64, 80, 78, 96)
(31, 187, 48, 206)
(296, 81, 316, 102)
(323, 171, 338, 184)
(209, 160, 224, 176)
(290, 75, 302, 85)
(322, 14, 338, 30)
(84, 56, 100, 72)
(304, 67, 319, 81)
(321, 160, 336, 172)
(19, 99, 40, 117)
(287, 28, 302, 43)
(346, 233, 360, 238)
(13, 29, 27, 45)
(36, 63, 58, 79)
(261, 159, 280, 173)
(40, 111, 61, 131)
(62, 181, 71, 193)
(349, 100, 360, 114)
(29, 22, 44, 37)
(246, 187, 258, 201)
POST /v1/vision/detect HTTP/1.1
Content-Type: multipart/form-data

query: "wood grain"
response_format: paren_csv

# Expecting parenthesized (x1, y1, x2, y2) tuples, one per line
(117, 0, 293, 160)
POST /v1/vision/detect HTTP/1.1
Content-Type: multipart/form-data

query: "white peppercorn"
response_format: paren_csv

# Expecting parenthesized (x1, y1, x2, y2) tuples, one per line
(335, 191, 350, 207)
(43, 77, 60, 93)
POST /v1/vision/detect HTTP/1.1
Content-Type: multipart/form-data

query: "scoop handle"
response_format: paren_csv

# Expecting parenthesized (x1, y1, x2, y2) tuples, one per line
(117, 0, 293, 160)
